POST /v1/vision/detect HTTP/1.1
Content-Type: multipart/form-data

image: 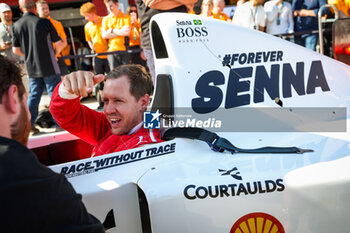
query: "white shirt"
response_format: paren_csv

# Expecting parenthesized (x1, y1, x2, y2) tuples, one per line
(264, 0, 294, 35)
(232, 2, 266, 30)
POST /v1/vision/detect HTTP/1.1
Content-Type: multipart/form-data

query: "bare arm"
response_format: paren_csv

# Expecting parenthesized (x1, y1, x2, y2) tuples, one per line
(144, 0, 197, 10)
(12, 46, 24, 56)
(0, 42, 12, 52)
(294, 9, 316, 17)
(102, 26, 131, 39)
(258, 26, 265, 32)
(54, 40, 66, 57)
(87, 41, 94, 51)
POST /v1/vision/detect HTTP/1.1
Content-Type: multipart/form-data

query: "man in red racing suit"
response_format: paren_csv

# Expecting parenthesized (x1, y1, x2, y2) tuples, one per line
(50, 64, 163, 157)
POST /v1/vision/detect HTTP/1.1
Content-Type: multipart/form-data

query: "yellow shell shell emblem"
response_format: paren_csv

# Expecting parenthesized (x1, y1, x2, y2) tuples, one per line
(230, 212, 285, 233)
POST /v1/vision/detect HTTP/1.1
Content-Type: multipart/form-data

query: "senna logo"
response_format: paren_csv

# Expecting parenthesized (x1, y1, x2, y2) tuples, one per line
(230, 212, 285, 233)
(192, 59, 330, 114)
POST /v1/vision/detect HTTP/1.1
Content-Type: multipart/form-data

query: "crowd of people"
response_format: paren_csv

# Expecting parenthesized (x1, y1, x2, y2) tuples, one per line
(201, 0, 349, 51)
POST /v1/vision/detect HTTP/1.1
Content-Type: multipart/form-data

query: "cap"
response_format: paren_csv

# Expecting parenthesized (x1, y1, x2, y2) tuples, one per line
(0, 3, 11, 14)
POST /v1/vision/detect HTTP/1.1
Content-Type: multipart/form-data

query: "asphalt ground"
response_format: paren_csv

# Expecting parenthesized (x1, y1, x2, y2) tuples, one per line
(29, 94, 99, 137)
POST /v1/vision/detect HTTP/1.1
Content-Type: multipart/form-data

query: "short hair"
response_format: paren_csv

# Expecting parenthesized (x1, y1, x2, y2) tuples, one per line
(0, 55, 25, 103)
(104, 0, 118, 4)
(19, 0, 35, 10)
(106, 64, 153, 101)
(35, 0, 48, 6)
(80, 2, 96, 16)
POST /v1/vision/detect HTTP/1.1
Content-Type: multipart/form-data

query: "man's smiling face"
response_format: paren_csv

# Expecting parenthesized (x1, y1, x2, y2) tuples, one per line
(102, 75, 148, 135)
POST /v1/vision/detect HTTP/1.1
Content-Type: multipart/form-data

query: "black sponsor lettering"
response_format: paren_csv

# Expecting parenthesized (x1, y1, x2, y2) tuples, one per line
(263, 51, 270, 62)
(170, 143, 176, 151)
(85, 161, 93, 170)
(106, 157, 114, 165)
(61, 166, 68, 174)
(255, 52, 262, 63)
(176, 20, 192, 26)
(238, 53, 247, 65)
(219, 185, 230, 197)
(277, 51, 283, 61)
(225, 67, 252, 108)
(184, 184, 196, 200)
(192, 60, 329, 113)
(231, 54, 239, 65)
(61, 144, 175, 177)
(145, 147, 157, 156)
(176, 26, 208, 38)
(246, 182, 258, 194)
(237, 183, 248, 196)
(123, 153, 130, 161)
(247, 53, 255, 64)
(157, 146, 163, 154)
(282, 62, 305, 98)
(254, 64, 280, 103)
(265, 180, 277, 192)
(184, 179, 285, 200)
(208, 185, 219, 198)
(136, 150, 143, 158)
(185, 27, 194, 37)
(194, 27, 201, 37)
(76, 163, 85, 172)
(68, 165, 76, 174)
(145, 144, 176, 156)
(196, 186, 208, 199)
(276, 178, 285, 191)
(258, 181, 266, 193)
(306, 60, 330, 94)
(228, 51, 283, 66)
(270, 51, 276, 62)
(177, 28, 185, 38)
(192, 70, 225, 114)
(94, 158, 108, 167)
(201, 27, 208, 36)
(114, 154, 123, 163)
(163, 144, 171, 152)
(61, 162, 95, 175)
(130, 152, 137, 160)
(228, 184, 237, 196)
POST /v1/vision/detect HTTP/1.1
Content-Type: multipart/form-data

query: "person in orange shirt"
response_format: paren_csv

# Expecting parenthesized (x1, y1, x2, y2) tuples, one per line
(200, 0, 214, 16)
(102, 0, 131, 70)
(187, 4, 196, 14)
(212, 0, 232, 21)
(80, 2, 110, 109)
(328, 0, 349, 17)
(36, 0, 68, 76)
(126, 4, 146, 66)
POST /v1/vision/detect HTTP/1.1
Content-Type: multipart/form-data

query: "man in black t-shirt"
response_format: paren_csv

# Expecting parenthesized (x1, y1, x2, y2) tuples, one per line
(12, 0, 65, 133)
(0, 55, 105, 232)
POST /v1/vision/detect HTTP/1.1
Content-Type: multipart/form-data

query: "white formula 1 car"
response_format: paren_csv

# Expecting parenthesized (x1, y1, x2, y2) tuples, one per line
(28, 13, 350, 233)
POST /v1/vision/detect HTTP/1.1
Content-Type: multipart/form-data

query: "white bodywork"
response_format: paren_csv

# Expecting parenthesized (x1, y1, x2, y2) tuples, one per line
(30, 13, 350, 233)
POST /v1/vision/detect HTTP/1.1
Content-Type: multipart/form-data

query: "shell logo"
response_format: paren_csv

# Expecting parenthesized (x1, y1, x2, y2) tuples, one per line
(230, 212, 285, 233)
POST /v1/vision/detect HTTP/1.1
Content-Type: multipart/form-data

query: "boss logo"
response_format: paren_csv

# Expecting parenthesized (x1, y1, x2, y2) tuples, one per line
(176, 27, 208, 38)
